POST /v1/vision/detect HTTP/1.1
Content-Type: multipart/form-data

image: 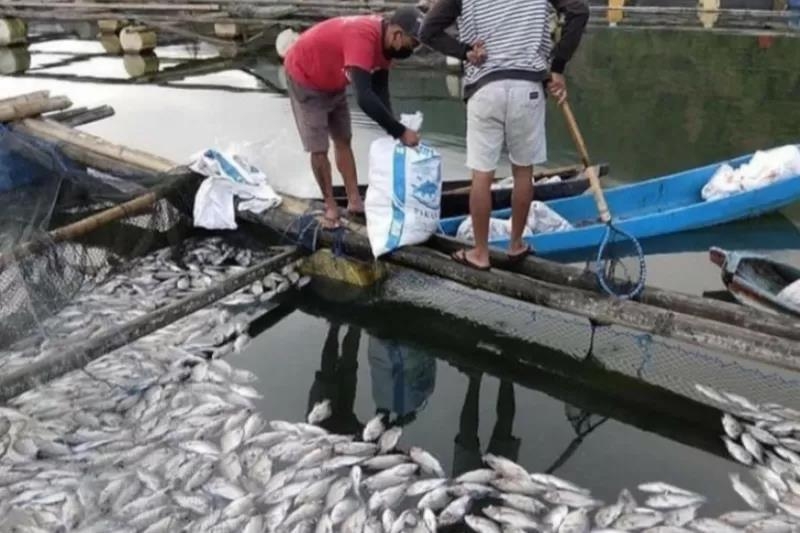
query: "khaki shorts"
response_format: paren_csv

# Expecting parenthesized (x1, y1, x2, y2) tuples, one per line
(286, 75, 352, 153)
(466, 79, 547, 172)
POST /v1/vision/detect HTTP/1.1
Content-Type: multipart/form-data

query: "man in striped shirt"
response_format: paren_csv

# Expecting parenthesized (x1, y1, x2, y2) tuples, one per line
(420, 0, 589, 270)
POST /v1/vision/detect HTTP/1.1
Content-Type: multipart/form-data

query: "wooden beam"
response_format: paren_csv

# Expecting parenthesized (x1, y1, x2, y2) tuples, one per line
(0, 1, 221, 11)
(242, 200, 800, 372)
(0, 90, 49, 107)
(59, 105, 115, 127)
(428, 234, 800, 344)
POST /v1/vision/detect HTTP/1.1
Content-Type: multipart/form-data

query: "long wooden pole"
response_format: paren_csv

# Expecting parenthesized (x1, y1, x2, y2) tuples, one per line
(0, 96, 73, 123)
(15, 118, 176, 174)
(0, 90, 50, 107)
(0, 1, 221, 10)
(0, 174, 196, 270)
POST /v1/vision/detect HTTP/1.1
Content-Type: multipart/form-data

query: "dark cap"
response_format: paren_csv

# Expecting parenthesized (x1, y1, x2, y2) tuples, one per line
(388, 6, 424, 40)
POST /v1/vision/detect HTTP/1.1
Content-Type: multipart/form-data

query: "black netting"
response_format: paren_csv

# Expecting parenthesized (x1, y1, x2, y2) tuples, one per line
(0, 124, 196, 349)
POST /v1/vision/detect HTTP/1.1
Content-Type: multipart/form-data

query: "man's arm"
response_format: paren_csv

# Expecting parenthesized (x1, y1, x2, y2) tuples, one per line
(371, 69, 393, 115)
(347, 67, 405, 139)
(549, 0, 590, 74)
(419, 0, 471, 60)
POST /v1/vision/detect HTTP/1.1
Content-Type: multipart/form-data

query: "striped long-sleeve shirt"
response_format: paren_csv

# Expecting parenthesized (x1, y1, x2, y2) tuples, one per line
(419, 0, 589, 101)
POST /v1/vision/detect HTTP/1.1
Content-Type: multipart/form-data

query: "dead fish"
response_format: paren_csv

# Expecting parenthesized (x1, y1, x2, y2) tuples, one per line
(663, 504, 702, 527)
(543, 505, 570, 532)
(724, 437, 754, 466)
(417, 486, 451, 510)
(695, 384, 730, 406)
(498, 493, 547, 516)
(465, 515, 502, 533)
(745, 424, 779, 446)
(530, 473, 589, 495)
(638, 482, 701, 498)
(718, 511, 772, 527)
(409, 446, 445, 478)
(613, 510, 664, 530)
(406, 478, 448, 496)
(688, 517, 744, 533)
(363, 415, 385, 442)
(491, 476, 547, 496)
(542, 490, 602, 509)
(307, 400, 332, 425)
(368, 483, 408, 512)
(741, 433, 764, 464)
(644, 493, 706, 509)
(456, 468, 497, 484)
(595, 502, 625, 529)
(335, 442, 379, 457)
(379, 427, 402, 453)
(331, 497, 361, 525)
(559, 508, 591, 533)
(438, 495, 473, 526)
(484, 454, 530, 480)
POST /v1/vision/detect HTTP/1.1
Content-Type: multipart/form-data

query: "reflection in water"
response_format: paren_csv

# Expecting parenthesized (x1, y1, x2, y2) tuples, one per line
(306, 321, 364, 436)
(0, 45, 31, 75)
(368, 334, 436, 427)
(123, 52, 160, 78)
(453, 374, 520, 478)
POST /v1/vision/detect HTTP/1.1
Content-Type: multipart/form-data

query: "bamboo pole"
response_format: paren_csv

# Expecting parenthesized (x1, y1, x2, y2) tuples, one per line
(59, 105, 115, 127)
(0, 96, 72, 123)
(15, 118, 176, 174)
(45, 106, 88, 122)
(0, 90, 49, 107)
(0, 174, 196, 270)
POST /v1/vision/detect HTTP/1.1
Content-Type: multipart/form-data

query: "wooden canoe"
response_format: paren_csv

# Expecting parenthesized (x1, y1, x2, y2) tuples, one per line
(709, 246, 800, 317)
(333, 162, 609, 218)
(438, 148, 800, 255)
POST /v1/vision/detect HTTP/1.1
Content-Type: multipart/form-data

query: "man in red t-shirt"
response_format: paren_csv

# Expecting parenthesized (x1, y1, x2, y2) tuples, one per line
(284, 7, 425, 229)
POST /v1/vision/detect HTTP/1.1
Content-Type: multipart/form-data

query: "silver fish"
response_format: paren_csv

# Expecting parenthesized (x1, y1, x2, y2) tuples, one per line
(483, 454, 529, 480)
(379, 427, 403, 453)
(284, 501, 324, 529)
(457, 468, 497, 484)
(331, 497, 360, 525)
(335, 442, 379, 457)
(613, 510, 664, 530)
(363, 415, 385, 442)
(417, 486, 451, 510)
(491, 476, 547, 496)
(745, 424, 779, 446)
(724, 437, 754, 466)
(543, 505, 570, 531)
(663, 504, 702, 527)
(407, 478, 448, 496)
(530, 473, 589, 495)
(465, 515, 503, 533)
(368, 483, 408, 511)
(243, 515, 264, 533)
(689, 518, 744, 533)
(741, 433, 764, 464)
(718, 511, 771, 527)
(307, 400, 332, 425)
(559, 508, 590, 533)
(264, 499, 291, 531)
(645, 493, 706, 509)
(438, 494, 473, 526)
(408, 446, 445, 478)
(542, 490, 602, 509)
(595, 502, 625, 529)
(638, 482, 701, 498)
(342, 507, 368, 533)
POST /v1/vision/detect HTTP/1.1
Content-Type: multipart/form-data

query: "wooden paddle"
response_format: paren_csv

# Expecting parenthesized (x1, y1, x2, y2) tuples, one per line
(559, 100, 610, 223)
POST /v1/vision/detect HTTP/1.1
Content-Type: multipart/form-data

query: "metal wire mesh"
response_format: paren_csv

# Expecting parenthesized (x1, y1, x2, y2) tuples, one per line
(377, 267, 800, 412)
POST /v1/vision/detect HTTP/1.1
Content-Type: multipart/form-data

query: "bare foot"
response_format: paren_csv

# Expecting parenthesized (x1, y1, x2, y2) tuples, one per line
(347, 196, 365, 215)
(321, 206, 341, 229)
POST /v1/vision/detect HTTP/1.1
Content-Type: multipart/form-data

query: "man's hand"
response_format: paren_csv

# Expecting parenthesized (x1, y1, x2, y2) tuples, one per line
(466, 40, 487, 66)
(547, 72, 567, 104)
(400, 128, 421, 147)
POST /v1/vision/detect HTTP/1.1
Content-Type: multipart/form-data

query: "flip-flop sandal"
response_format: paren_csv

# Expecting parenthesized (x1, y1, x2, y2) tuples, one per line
(451, 249, 491, 271)
(507, 244, 533, 263)
(347, 210, 366, 223)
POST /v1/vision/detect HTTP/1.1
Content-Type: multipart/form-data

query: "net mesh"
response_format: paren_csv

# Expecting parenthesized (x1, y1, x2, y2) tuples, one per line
(0, 124, 195, 350)
(375, 267, 800, 412)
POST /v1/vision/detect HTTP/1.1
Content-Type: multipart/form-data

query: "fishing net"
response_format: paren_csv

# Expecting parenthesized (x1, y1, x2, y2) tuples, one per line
(0, 124, 196, 350)
(368, 267, 800, 413)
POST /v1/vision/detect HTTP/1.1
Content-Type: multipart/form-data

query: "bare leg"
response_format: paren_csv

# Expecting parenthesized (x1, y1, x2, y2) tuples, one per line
(509, 163, 533, 255)
(310, 151, 339, 228)
(333, 138, 363, 215)
(457, 169, 494, 269)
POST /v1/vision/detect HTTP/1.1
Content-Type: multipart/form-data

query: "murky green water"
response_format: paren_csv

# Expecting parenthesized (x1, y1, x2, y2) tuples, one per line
(4, 22, 800, 511)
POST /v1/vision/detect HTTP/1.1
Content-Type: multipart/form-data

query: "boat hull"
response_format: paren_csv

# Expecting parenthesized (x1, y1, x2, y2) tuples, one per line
(708, 246, 800, 317)
(439, 149, 800, 255)
(333, 163, 609, 218)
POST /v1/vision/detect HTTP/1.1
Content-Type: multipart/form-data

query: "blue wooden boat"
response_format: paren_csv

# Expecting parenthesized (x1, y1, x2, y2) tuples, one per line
(437, 148, 800, 256)
(708, 246, 800, 317)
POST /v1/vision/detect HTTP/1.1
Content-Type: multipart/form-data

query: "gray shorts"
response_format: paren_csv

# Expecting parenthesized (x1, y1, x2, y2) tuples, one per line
(466, 79, 547, 172)
(286, 75, 352, 153)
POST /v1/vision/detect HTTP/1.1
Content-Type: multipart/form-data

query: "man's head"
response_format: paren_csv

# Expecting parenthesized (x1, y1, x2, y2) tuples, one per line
(384, 6, 424, 59)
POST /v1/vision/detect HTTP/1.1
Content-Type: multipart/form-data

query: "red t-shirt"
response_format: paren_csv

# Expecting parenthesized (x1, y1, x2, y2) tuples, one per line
(285, 15, 392, 93)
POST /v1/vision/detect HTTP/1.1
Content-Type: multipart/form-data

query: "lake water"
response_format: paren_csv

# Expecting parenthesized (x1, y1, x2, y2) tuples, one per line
(3, 21, 800, 515)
